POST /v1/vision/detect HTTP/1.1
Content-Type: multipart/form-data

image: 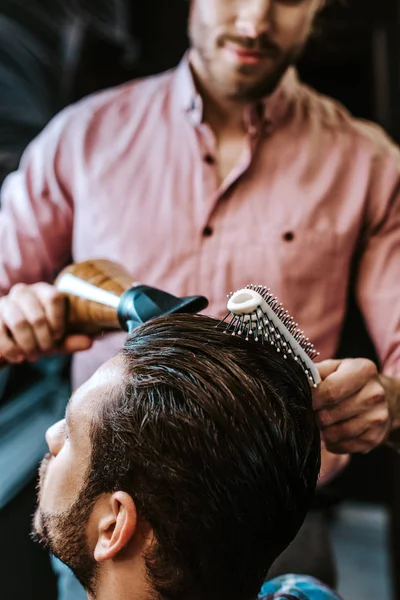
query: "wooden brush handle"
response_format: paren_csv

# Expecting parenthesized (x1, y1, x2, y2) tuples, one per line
(55, 259, 137, 335)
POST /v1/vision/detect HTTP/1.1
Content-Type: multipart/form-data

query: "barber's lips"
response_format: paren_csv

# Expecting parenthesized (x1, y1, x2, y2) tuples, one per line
(223, 42, 269, 65)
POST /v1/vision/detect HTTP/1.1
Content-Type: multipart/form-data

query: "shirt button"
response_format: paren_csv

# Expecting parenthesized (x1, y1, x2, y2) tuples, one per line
(203, 225, 214, 237)
(283, 231, 295, 242)
(203, 154, 215, 165)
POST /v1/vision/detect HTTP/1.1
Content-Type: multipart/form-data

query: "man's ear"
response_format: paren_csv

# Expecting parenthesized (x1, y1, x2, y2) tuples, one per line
(94, 492, 137, 562)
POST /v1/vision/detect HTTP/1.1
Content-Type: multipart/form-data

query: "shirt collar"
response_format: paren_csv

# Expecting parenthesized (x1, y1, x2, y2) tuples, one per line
(173, 52, 300, 132)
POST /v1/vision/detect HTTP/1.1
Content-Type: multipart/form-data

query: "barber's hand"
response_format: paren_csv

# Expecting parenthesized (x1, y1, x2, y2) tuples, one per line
(0, 282, 92, 364)
(318, 447, 350, 486)
(313, 358, 390, 454)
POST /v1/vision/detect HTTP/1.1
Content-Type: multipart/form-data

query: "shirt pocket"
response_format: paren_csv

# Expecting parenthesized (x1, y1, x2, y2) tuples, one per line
(200, 223, 350, 332)
(272, 226, 350, 324)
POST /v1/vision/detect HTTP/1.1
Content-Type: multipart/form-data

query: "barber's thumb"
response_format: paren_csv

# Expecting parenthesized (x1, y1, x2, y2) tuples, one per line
(61, 335, 93, 354)
(315, 359, 341, 381)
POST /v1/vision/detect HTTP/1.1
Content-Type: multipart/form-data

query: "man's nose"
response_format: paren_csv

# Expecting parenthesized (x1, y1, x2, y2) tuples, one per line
(45, 419, 65, 456)
(235, 0, 272, 38)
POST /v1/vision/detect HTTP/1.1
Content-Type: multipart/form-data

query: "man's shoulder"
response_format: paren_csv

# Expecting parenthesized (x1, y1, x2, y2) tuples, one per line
(16, 66, 178, 176)
(61, 68, 176, 129)
(298, 80, 400, 163)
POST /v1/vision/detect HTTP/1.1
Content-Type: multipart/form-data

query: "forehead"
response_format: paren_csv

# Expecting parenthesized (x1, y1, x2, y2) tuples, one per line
(67, 355, 126, 425)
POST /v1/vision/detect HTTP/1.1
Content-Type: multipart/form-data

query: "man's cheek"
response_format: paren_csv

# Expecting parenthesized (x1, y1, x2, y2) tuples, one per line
(40, 457, 79, 512)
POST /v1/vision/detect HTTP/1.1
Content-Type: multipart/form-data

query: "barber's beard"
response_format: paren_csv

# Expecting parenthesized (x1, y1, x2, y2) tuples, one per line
(31, 459, 99, 595)
(191, 24, 306, 103)
(219, 42, 304, 103)
(228, 53, 299, 102)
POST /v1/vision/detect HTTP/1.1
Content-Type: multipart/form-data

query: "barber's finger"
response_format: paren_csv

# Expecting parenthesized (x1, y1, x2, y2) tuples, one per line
(60, 335, 93, 354)
(327, 359, 378, 398)
(19, 335, 93, 360)
(323, 417, 368, 447)
(323, 404, 389, 447)
(1, 301, 38, 356)
(313, 358, 377, 411)
(326, 426, 387, 454)
(34, 284, 66, 340)
(317, 378, 386, 429)
(18, 291, 55, 353)
(315, 359, 341, 380)
(0, 321, 25, 363)
(347, 422, 390, 454)
(327, 436, 374, 455)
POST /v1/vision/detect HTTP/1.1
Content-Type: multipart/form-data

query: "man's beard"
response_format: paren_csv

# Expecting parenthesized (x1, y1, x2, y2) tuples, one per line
(192, 26, 306, 103)
(31, 456, 99, 596)
(225, 50, 300, 103)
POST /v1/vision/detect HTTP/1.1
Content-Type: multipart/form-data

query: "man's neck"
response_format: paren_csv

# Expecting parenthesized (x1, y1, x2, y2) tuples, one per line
(89, 562, 155, 600)
(88, 582, 152, 600)
(189, 53, 247, 137)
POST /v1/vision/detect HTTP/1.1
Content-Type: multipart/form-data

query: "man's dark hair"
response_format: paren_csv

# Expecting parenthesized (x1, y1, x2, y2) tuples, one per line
(87, 314, 320, 600)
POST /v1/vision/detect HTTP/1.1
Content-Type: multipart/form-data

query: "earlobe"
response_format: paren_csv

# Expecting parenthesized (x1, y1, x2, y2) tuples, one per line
(94, 492, 137, 562)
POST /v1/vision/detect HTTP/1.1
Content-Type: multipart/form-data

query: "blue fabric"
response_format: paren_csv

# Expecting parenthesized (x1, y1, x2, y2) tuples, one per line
(259, 576, 343, 600)
(51, 556, 86, 600)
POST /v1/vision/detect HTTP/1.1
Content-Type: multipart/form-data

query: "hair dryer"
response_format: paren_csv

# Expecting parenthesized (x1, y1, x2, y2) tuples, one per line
(55, 259, 209, 334)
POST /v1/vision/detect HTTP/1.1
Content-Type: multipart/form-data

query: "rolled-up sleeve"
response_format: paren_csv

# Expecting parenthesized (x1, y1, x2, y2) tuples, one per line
(356, 148, 400, 377)
(0, 109, 74, 295)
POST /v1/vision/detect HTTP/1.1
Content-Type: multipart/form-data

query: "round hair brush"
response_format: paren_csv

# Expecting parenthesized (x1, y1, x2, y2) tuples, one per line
(55, 259, 209, 334)
(220, 284, 321, 387)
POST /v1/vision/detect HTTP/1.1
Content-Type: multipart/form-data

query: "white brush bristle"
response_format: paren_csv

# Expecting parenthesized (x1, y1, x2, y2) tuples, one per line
(221, 284, 321, 387)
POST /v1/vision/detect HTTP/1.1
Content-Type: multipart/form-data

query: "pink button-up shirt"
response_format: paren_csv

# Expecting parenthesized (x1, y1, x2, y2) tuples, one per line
(1, 57, 400, 389)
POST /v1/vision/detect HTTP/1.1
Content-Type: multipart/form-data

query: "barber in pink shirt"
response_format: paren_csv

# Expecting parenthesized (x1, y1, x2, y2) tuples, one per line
(1, 0, 400, 594)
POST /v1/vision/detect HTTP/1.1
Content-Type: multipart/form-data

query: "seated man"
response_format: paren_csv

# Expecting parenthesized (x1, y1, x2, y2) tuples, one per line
(32, 314, 339, 600)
